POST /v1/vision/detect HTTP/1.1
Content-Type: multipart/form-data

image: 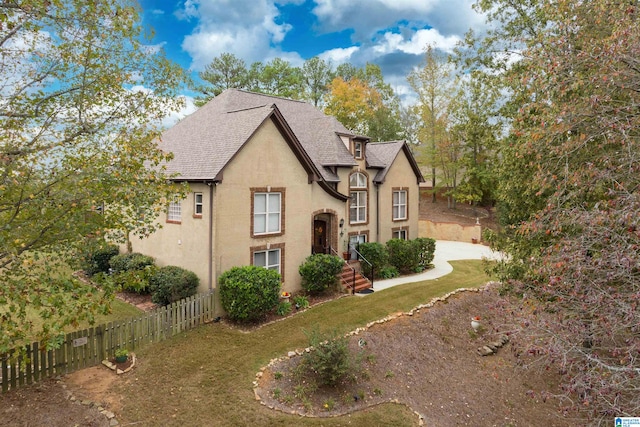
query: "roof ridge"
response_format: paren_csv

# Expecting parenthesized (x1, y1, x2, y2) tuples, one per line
(234, 88, 308, 104)
(226, 104, 271, 114)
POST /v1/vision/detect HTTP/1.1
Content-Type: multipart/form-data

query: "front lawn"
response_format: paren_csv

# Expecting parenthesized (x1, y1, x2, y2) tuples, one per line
(109, 260, 491, 426)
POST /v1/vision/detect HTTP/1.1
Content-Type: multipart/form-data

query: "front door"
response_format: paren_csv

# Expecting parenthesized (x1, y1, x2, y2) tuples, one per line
(313, 219, 327, 254)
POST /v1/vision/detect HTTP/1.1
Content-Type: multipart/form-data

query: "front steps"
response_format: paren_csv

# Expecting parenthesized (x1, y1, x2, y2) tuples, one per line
(339, 261, 372, 293)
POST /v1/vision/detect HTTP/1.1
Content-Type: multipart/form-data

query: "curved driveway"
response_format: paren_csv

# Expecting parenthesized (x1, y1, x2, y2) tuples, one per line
(370, 240, 501, 292)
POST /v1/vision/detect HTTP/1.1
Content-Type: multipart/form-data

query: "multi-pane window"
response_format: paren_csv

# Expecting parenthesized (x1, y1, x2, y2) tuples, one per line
(392, 229, 408, 240)
(167, 200, 181, 222)
(354, 141, 363, 159)
(194, 192, 203, 216)
(254, 192, 281, 234)
(393, 190, 407, 220)
(349, 172, 367, 224)
(254, 249, 280, 273)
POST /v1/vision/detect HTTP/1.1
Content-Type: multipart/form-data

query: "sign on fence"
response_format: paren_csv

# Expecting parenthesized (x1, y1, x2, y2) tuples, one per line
(1, 291, 216, 394)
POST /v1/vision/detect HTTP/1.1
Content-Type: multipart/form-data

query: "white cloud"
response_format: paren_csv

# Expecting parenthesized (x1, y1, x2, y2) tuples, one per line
(374, 28, 461, 55)
(176, 0, 296, 70)
(161, 95, 198, 129)
(318, 46, 360, 65)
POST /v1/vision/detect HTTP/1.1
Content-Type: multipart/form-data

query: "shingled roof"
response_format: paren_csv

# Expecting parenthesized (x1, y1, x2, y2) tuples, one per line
(367, 141, 425, 184)
(158, 89, 357, 182)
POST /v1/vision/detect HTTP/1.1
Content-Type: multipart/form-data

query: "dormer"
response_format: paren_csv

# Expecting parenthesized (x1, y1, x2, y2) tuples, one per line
(351, 136, 369, 160)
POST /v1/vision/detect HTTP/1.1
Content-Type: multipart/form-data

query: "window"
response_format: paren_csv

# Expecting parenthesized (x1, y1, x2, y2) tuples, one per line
(167, 200, 181, 222)
(393, 190, 407, 220)
(354, 141, 363, 159)
(194, 192, 203, 216)
(253, 249, 281, 273)
(392, 229, 408, 240)
(349, 172, 367, 224)
(253, 191, 282, 235)
(348, 233, 367, 260)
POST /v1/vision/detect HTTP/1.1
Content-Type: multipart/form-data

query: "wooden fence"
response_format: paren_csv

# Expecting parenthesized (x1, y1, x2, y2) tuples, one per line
(1, 291, 216, 393)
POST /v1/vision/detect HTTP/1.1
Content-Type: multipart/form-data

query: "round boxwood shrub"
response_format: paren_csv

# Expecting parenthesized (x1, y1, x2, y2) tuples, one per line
(356, 242, 389, 279)
(298, 254, 344, 295)
(149, 265, 199, 306)
(218, 266, 281, 323)
(82, 242, 119, 277)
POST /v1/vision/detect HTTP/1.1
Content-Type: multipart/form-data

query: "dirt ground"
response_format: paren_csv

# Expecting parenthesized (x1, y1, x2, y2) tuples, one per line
(419, 189, 498, 230)
(256, 288, 573, 426)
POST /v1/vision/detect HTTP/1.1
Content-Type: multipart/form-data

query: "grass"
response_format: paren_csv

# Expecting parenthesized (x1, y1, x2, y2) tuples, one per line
(112, 260, 491, 427)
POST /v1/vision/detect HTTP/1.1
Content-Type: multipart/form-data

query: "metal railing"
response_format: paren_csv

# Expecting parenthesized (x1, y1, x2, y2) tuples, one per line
(352, 244, 374, 290)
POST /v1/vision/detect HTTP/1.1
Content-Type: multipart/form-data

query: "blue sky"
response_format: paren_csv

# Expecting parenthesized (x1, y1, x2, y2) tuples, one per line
(139, 0, 485, 110)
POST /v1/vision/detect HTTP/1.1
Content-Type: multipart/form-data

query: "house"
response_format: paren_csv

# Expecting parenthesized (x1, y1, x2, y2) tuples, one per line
(129, 89, 424, 294)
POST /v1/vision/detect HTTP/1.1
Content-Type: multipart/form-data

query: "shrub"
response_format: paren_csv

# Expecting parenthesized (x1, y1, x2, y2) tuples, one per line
(276, 301, 292, 316)
(378, 266, 399, 279)
(357, 242, 389, 279)
(109, 253, 155, 274)
(82, 242, 119, 276)
(301, 328, 360, 387)
(298, 254, 344, 295)
(149, 265, 199, 306)
(414, 237, 436, 269)
(218, 266, 281, 323)
(386, 238, 419, 274)
(109, 253, 156, 294)
(292, 295, 309, 310)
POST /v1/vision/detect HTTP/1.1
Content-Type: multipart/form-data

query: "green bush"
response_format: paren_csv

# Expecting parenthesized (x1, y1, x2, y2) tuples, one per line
(357, 242, 389, 279)
(292, 295, 310, 310)
(298, 254, 344, 295)
(149, 265, 199, 306)
(301, 328, 360, 387)
(82, 242, 119, 276)
(378, 266, 399, 279)
(276, 301, 292, 316)
(386, 238, 419, 274)
(218, 266, 281, 323)
(109, 253, 155, 274)
(414, 237, 436, 269)
(108, 253, 156, 294)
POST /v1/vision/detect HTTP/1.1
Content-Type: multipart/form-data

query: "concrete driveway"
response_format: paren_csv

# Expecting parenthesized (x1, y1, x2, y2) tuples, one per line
(369, 240, 501, 292)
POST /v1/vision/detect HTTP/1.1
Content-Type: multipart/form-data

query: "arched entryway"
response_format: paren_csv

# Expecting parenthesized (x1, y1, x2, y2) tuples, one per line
(311, 210, 340, 255)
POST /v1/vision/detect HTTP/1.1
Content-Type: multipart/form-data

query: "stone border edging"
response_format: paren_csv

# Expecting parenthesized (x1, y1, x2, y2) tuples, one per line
(253, 282, 498, 426)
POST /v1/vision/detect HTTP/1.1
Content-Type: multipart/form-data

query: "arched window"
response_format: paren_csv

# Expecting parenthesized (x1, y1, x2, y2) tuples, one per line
(349, 172, 367, 224)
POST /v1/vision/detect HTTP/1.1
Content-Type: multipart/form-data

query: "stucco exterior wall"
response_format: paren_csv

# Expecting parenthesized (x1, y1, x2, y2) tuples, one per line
(377, 150, 420, 243)
(128, 183, 213, 292)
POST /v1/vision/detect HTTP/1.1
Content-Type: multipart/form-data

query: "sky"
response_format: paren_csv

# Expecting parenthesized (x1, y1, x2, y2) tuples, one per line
(138, 0, 487, 116)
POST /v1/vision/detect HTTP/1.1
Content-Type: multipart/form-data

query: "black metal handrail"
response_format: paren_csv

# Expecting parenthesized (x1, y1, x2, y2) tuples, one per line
(331, 247, 358, 294)
(352, 245, 374, 289)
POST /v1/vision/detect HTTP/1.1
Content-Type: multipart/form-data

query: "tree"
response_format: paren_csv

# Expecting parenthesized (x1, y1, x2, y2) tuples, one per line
(408, 45, 454, 202)
(302, 56, 333, 107)
(323, 77, 382, 136)
(474, 0, 640, 421)
(0, 0, 186, 353)
(196, 52, 248, 106)
(448, 71, 500, 209)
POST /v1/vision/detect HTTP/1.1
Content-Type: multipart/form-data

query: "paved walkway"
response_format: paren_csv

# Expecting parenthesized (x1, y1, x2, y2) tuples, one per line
(363, 240, 501, 293)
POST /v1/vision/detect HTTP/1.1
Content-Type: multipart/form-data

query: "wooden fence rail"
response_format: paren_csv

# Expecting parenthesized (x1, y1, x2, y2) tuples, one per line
(1, 291, 216, 393)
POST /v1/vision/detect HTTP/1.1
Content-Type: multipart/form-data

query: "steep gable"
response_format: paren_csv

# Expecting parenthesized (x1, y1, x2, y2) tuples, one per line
(366, 141, 424, 184)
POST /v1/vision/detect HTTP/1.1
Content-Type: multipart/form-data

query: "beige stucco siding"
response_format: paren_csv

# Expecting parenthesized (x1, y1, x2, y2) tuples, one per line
(128, 183, 213, 292)
(377, 151, 420, 243)
(214, 118, 330, 292)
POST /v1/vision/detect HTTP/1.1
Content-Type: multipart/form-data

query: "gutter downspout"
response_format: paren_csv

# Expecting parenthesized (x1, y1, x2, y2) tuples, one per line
(375, 182, 380, 242)
(208, 182, 214, 290)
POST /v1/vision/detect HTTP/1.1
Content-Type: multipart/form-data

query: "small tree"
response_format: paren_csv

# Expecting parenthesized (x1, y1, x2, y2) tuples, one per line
(298, 254, 344, 295)
(301, 329, 359, 387)
(218, 266, 281, 323)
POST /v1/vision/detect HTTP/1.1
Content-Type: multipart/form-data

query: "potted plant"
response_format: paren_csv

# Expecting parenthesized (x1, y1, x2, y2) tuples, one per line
(115, 348, 129, 363)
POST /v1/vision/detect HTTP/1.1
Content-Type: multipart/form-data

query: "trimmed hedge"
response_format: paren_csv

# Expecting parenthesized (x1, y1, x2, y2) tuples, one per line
(386, 238, 420, 274)
(218, 266, 281, 323)
(414, 237, 436, 269)
(356, 242, 388, 279)
(298, 254, 344, 295)
(149, 265, 199, 306)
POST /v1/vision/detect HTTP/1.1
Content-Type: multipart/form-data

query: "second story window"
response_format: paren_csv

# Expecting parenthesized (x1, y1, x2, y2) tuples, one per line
(253, 191, 282, 235)
(349, 172, 367, 224)
(167, 200, 181, 223)
(194, 192, 203, 217)
(354, 141, 363, 159)
(392, 190, 407, 220)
